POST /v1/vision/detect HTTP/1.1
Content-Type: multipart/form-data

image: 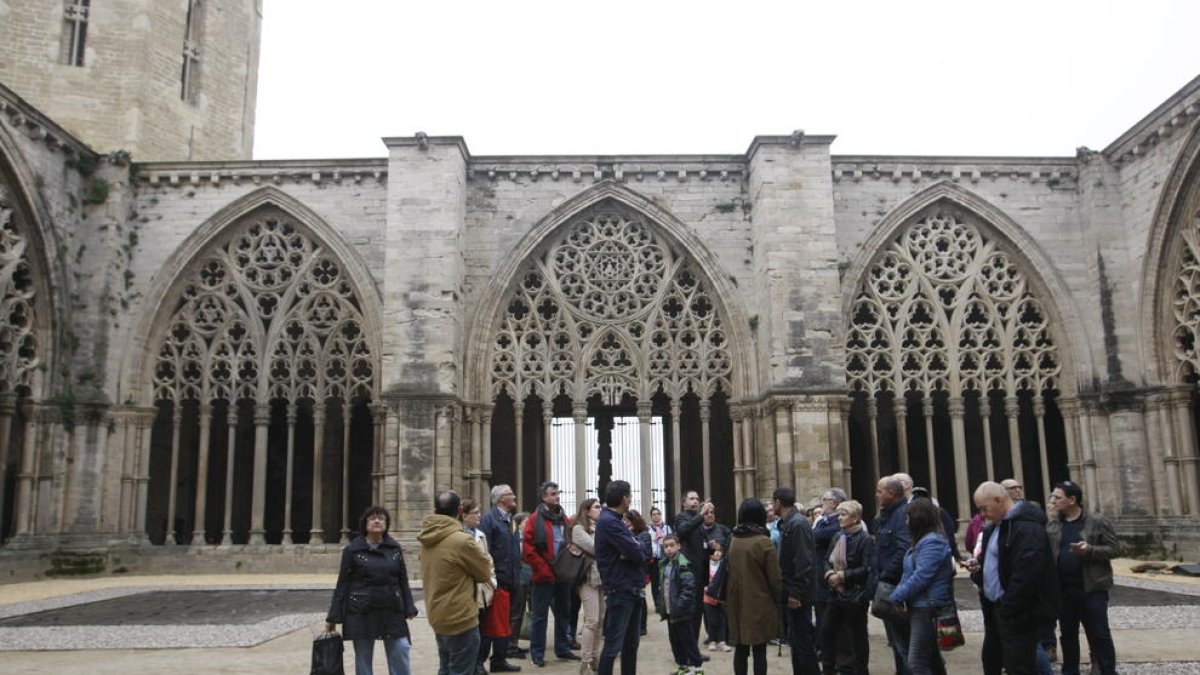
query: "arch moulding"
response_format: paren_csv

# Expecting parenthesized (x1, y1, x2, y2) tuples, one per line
(1141, 118, 1200, 384)
(839, 180, 1088, 397)
(462, 180, 757, 403)
(0, 123, 67, 400)
(119, 186, 385, 403)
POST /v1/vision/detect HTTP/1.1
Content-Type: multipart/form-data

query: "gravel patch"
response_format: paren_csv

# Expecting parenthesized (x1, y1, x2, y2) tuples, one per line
(957, 605, 1200, 633)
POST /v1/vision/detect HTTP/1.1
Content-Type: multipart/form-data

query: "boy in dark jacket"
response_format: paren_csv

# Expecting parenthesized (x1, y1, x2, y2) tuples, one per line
(659, 533, 705, 675)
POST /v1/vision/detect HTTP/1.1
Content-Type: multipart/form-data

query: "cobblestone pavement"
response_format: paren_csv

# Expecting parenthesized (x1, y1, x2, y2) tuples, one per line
(0, 562, 1197, 673)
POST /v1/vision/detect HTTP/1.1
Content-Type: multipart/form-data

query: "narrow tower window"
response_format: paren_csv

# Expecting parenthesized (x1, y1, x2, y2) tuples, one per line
(180, 0, 204, 103)
(61, 0, 91, 67)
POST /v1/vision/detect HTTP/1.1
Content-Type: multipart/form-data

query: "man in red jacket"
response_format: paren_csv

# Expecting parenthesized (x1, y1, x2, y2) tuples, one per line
(522, 480, 580, 667)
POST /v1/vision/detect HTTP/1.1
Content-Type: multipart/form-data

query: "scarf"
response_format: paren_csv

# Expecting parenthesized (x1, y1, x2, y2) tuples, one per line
(731, 523, 767, 538)
(827, 522, 864, 594)
(533, 502, 564, 554)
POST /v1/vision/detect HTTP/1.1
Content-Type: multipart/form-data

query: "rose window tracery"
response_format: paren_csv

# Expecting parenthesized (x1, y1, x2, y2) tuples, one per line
(154, 211, 374, 405)
(0, 179, 38, 394)
(846, 209, 1061, 399)
(490, 204, 731, 406)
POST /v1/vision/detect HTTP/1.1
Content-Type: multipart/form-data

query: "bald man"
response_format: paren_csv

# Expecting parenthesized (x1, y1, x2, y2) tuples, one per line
(969, 482, 1060, 675)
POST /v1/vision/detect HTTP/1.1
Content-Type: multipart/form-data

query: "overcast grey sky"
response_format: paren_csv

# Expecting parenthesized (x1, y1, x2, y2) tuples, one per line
(252, 0, 1200, 160)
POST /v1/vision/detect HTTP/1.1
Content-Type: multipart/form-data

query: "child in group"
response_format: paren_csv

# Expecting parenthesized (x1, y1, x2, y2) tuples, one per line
(659, 533, 705, 675)
(702, 540, 732, 652)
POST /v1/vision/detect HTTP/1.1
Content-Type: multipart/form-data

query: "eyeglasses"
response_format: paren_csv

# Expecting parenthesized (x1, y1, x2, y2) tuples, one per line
(1005, 484, 1023, 490)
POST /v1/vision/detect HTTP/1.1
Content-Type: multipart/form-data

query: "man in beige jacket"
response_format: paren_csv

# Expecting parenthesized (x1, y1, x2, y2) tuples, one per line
(419, 490, 494, 675)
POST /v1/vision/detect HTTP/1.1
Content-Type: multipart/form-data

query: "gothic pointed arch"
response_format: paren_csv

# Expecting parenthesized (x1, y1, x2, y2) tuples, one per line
(841, 180, 1084, 397)
(1144, 119, 1200, 384)
(466, 180, 752, 405)
(123, 187, 384, 403)
(0, 125, 65, 400)
(842, 182, 1077, 514)
(126, 187, 384, 546)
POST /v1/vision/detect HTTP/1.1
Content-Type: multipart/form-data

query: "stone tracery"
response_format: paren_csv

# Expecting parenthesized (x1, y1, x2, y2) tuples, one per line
(487, 200, 735, 510)
(845, 206, 1066, 518)
(490, 206, 732, 406)
(149, 208, 376, 546)
(0, 180, 38, 395)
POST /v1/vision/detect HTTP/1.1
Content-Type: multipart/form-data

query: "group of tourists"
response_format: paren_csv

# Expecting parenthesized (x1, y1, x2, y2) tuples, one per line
(323, 472, 1120, 675)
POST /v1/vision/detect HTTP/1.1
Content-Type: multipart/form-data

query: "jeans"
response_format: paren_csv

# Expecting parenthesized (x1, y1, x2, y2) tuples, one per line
(352, 637, 411, 675)
(786, 603, 820, 675)
(435, 627, 480, 675)
(598, 589, 643, 675)
(1060, 586, 1117, 675)
(820, 602, 869, 675)
(904, 607, 946, 675)
(530, 580, 573, 660)
(883, 613, 913, 675)
(667, 618, 703, 667)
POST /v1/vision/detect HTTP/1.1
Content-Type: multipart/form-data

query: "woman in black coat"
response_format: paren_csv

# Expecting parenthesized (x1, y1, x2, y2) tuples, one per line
(326, 506, 417, 675)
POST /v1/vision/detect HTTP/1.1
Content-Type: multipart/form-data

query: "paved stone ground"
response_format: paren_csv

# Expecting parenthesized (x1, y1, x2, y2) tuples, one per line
(0, 561, 1196, 673)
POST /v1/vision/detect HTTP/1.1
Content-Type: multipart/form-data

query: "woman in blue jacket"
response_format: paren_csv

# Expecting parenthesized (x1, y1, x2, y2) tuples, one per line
(889, 497, 954, 675)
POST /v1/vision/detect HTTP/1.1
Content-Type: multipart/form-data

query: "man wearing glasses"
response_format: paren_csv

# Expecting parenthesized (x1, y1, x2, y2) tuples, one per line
(1046, 481, 1119, 675)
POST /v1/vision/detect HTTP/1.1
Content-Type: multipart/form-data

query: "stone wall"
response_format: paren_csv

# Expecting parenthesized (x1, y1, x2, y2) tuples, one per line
(0, 0, 261, 161)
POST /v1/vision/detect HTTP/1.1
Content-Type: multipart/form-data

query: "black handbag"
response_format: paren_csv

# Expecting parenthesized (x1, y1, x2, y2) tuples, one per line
(311, 631, 345, 675)
(551, 543, 591, 584)
(870, 581, 907, 623)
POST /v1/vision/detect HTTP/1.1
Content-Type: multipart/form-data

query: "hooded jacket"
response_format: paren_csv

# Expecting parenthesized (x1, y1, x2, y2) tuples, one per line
(970, 501, 1061, 631)
(418, 513, 493, 635)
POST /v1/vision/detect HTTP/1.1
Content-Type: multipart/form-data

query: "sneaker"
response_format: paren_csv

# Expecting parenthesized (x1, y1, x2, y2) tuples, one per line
(672, 666, 690, 675)
(706, 642, 718, 652)
(717, 642, 732, 652)
(691, 668, 705, 675)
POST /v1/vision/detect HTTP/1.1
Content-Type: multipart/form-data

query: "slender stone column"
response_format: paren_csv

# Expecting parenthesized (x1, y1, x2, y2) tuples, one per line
(0, 393, 14, 535)
(1005, 396, 1024, 484)
(469, 405, 483, 501)
(190, 403, 213, 545)
(574, 401, 589, 507)
(731, 409, 743, 504)
(980, 396, 995, 481)
(221, 406, 238, 546)
(894, 395, 909, 474)
(1168, 388, 1200, 514)
(700, 399, 713, 500)
(166, 405, 183, 545)
(745, 406, 760, 498)
(117, 412, 135, 534)
(670, 399, 682, 509)
(14, 402, 41, 536)
(543, 406, 553, 482)
(481, 408, 493, 485)
(638, 400, 653, 515)
(1033, 396, 1051, 501)
(1150, 393, 1183, 514)
(948, 396, 969, 523)
(310, 404, 326, 545)
(134, 410, 154, 539)
(249, 403, 270, 545)
(283, 403, 297, 545)
(867, 396, 881, 480)
(1058, 397, 1083, 477)
(370, 403, 387, 505)
(789, 401, 803, 490)
(839, 398, 853, 494)
(340, 403, 353, 544)
(740, 407, 755, 500)
(922, 397, 937, 491)
(513, 401, 525, 506)
(1077, 400, 1100, 505)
